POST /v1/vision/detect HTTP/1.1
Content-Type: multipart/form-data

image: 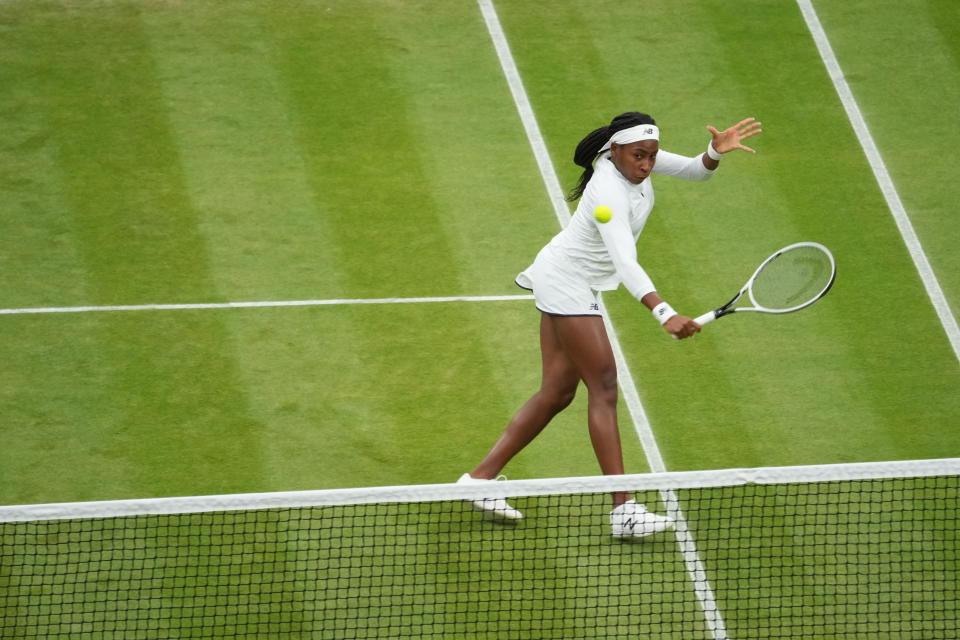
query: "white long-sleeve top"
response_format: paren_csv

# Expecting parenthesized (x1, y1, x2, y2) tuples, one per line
(543, 150, 714, 301)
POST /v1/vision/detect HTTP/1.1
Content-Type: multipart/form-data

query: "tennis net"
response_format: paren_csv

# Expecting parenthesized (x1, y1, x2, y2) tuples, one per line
(1, 458, 957, 639)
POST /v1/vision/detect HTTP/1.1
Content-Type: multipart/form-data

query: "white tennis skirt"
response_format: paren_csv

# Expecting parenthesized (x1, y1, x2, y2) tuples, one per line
(515, 248, 602, 317)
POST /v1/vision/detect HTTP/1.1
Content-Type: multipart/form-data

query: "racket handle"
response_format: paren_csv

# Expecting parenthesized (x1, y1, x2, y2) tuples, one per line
(694, 311, 717, 327)
(669, 310, 717, 340)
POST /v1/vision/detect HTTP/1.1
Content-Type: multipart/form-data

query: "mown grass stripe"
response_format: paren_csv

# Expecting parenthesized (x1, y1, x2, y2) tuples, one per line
(138, 3, 345, 303)
(1, 2, 268, 500)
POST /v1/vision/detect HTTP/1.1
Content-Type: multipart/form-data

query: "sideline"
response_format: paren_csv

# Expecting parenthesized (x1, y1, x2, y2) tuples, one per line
(797, 0, 960, 364)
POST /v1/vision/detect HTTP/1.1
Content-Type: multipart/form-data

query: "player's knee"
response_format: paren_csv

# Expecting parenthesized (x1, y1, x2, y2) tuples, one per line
(542, 386, 577, 412)
(556, 386, 578, 411)
(587, 368, 618, 402)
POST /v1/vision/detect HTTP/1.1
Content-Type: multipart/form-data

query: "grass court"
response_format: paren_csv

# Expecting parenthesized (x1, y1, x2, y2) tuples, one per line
(1, 1, 958, 637)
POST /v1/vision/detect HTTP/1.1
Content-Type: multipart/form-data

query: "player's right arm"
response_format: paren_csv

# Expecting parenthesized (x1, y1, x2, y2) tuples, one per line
(638, 292, 701, 339)
(592, 198, 655, 302)
(592, 201, 699, 339)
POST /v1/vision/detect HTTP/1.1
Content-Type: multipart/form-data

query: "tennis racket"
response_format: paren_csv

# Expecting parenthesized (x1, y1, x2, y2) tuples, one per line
(695, 241, 836, 329)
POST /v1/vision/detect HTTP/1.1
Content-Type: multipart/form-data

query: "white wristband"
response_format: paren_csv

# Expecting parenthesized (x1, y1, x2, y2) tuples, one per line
(706, 141, 723, 161)
(651, 301, 677, 325)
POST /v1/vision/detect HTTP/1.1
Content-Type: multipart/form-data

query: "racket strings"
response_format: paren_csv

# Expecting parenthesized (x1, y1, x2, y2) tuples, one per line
(750, 246, 834, 311)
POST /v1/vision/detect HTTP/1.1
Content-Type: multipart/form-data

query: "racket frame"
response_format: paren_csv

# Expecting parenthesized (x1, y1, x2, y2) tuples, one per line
(695, 241, 836, 327)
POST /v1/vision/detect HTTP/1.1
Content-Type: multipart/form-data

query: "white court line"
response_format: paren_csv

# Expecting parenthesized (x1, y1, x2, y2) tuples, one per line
(798, 0, 960, 365)
(0, 294, 535, 316)
(476, 2, 728, 639)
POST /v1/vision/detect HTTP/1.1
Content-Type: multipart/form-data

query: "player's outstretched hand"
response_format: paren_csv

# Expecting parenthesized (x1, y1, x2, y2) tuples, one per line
(664, 315, 701, 340)
(707, 117, 762, 154)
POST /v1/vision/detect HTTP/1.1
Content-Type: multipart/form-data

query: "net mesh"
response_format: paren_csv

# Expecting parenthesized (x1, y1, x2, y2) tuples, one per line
(750, 245, 834, 310)
(1, 461, 957, 639)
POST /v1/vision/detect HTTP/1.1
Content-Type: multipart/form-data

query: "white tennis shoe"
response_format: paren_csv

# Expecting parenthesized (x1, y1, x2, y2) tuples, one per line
(610, 500, 673, 538)
(457, 473, 523, 521)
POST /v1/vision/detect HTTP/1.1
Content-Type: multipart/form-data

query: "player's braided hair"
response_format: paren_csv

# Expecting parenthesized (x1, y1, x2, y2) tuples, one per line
(566, 112, 656, 202)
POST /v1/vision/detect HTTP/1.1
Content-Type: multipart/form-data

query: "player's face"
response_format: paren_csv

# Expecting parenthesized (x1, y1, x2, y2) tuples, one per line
(611, 140, 659, 184)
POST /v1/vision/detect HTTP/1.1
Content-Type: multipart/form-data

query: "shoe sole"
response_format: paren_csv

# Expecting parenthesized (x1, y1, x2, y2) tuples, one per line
(612, 521, 674, 538)
(469, 500, 523, 521)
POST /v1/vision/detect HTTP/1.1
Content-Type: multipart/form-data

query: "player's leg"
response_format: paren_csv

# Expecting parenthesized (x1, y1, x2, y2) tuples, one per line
(549, 314, 630, 506)
(459, 312, 580, 521)
(549, 315, 674, 537)
(469, 312, 581, 479)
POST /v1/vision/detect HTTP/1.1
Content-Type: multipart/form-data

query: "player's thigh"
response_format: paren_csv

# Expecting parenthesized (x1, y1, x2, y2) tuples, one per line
(538, 313, 580, 395)
(549, 314, 617, 390)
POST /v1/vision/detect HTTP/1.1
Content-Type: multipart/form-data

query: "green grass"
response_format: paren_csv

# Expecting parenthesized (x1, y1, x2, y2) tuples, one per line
(494, 0, 960, 471)
(0, 0, 957, 638)
(1, 0, 956, 500)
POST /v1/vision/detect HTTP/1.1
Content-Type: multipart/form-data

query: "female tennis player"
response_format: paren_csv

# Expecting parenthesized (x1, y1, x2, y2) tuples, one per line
(459, 112, 762, 537)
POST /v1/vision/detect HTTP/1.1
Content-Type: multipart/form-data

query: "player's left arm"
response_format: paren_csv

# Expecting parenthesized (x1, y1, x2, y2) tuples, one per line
(652, 150, 715, 181)
(653, 117, 762, 178)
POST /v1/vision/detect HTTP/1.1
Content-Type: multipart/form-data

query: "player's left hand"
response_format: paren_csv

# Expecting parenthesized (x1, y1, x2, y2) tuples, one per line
(707, 117, 762, 154)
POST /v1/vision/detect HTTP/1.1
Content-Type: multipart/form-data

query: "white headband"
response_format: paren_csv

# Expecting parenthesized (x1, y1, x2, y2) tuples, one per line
(601, 124, 660, 153)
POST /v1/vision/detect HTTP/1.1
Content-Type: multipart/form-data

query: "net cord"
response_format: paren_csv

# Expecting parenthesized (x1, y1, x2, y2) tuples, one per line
(2, 457, 956, 524)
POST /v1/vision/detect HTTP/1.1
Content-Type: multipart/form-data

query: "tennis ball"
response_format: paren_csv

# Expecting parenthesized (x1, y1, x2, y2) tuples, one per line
(594, 205, 613, 224)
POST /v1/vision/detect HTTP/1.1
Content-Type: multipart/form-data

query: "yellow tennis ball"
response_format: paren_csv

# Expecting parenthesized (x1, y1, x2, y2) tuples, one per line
(594, 205, 613, 223)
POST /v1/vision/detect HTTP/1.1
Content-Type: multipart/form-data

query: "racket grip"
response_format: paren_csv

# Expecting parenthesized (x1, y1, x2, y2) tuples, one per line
(694, 311, 717, 327)
(669, 310, 716, 340)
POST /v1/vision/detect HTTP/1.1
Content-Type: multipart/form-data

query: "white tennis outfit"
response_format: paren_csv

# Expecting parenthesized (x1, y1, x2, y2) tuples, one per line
(516, 150, 715, 316)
